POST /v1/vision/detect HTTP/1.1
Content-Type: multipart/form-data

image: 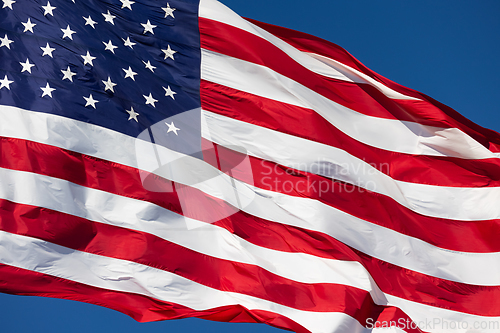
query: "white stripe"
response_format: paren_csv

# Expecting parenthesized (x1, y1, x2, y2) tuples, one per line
(1, 171, 498, 331)
(305, 51, 419, 101)
(1, 160, 500, 288)
(1, 106, 500, 284)
(0, 230, 368, 333)
(202, 109, 500, 222)
(200, 48, 497, 161)
(242, 184, 500, 287)
(199, 0, 419, 101)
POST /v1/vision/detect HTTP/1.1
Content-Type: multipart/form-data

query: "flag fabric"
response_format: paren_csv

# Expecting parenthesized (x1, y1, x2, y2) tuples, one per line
(0, 0, 499, 333)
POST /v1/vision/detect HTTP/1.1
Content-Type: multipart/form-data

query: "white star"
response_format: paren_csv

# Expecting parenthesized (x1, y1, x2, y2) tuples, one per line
(22, 18, 36, 33)
(122, 37, 136, 49)
(102, 76, 117, 93)
(126, 107, 139, 122)
(61, 25, 76, 40)
(42, 1, 56, 16)
(81, 51, 96, 66)
(141, 20, 156, 35)
(102, 10, 116, 25)
(161, 45, 176, 60)
(61, 66, 76, 82)
(162, 3, 175, 18)
(83, 16, 97, 29)
(163, 86, 176, 100)
(0, 75, 13, 90)
(0, 34, 13, 49)
(122, 66, 137, 80)
(40, 42, 55, 58)
(19, 58, 35, 73)
(40, 82, 56, 98)
(142, 60, 156, 72)
(103, 40, 118, 54)
(119, 0, 134, 10)
(143, 93, 158, 107)
(166, 122, 180, 135)
(2, 0, 15, 10)
(83, 94, 98, 108)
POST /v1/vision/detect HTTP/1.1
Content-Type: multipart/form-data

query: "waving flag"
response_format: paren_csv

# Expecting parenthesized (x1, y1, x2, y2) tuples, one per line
(0, 0, 499, 332)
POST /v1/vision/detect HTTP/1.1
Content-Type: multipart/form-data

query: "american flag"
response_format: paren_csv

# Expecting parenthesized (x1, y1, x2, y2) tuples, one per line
(0, 0, 499, 332)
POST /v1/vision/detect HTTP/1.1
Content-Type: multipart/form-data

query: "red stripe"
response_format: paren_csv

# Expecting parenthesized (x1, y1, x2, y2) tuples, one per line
(1, 137, 499, 316)
(0, 199, 426, 331)
(0, 263, 309, 333)
(200, 17, 426, 124)
(213, 205, 500, 318)
(201, 80, 500, 188)
(245, 18, 500, 153)
(201, 137, 500, 254)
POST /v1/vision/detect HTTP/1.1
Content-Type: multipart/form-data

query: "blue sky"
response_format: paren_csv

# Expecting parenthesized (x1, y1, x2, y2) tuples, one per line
(2, 0, 499, 332)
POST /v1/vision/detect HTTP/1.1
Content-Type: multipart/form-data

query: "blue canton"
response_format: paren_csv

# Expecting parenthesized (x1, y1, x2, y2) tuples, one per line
(0, 0, 201, 143)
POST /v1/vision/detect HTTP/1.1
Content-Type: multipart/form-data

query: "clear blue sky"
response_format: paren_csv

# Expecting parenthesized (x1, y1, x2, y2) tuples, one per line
(2, 0, 499, 332)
